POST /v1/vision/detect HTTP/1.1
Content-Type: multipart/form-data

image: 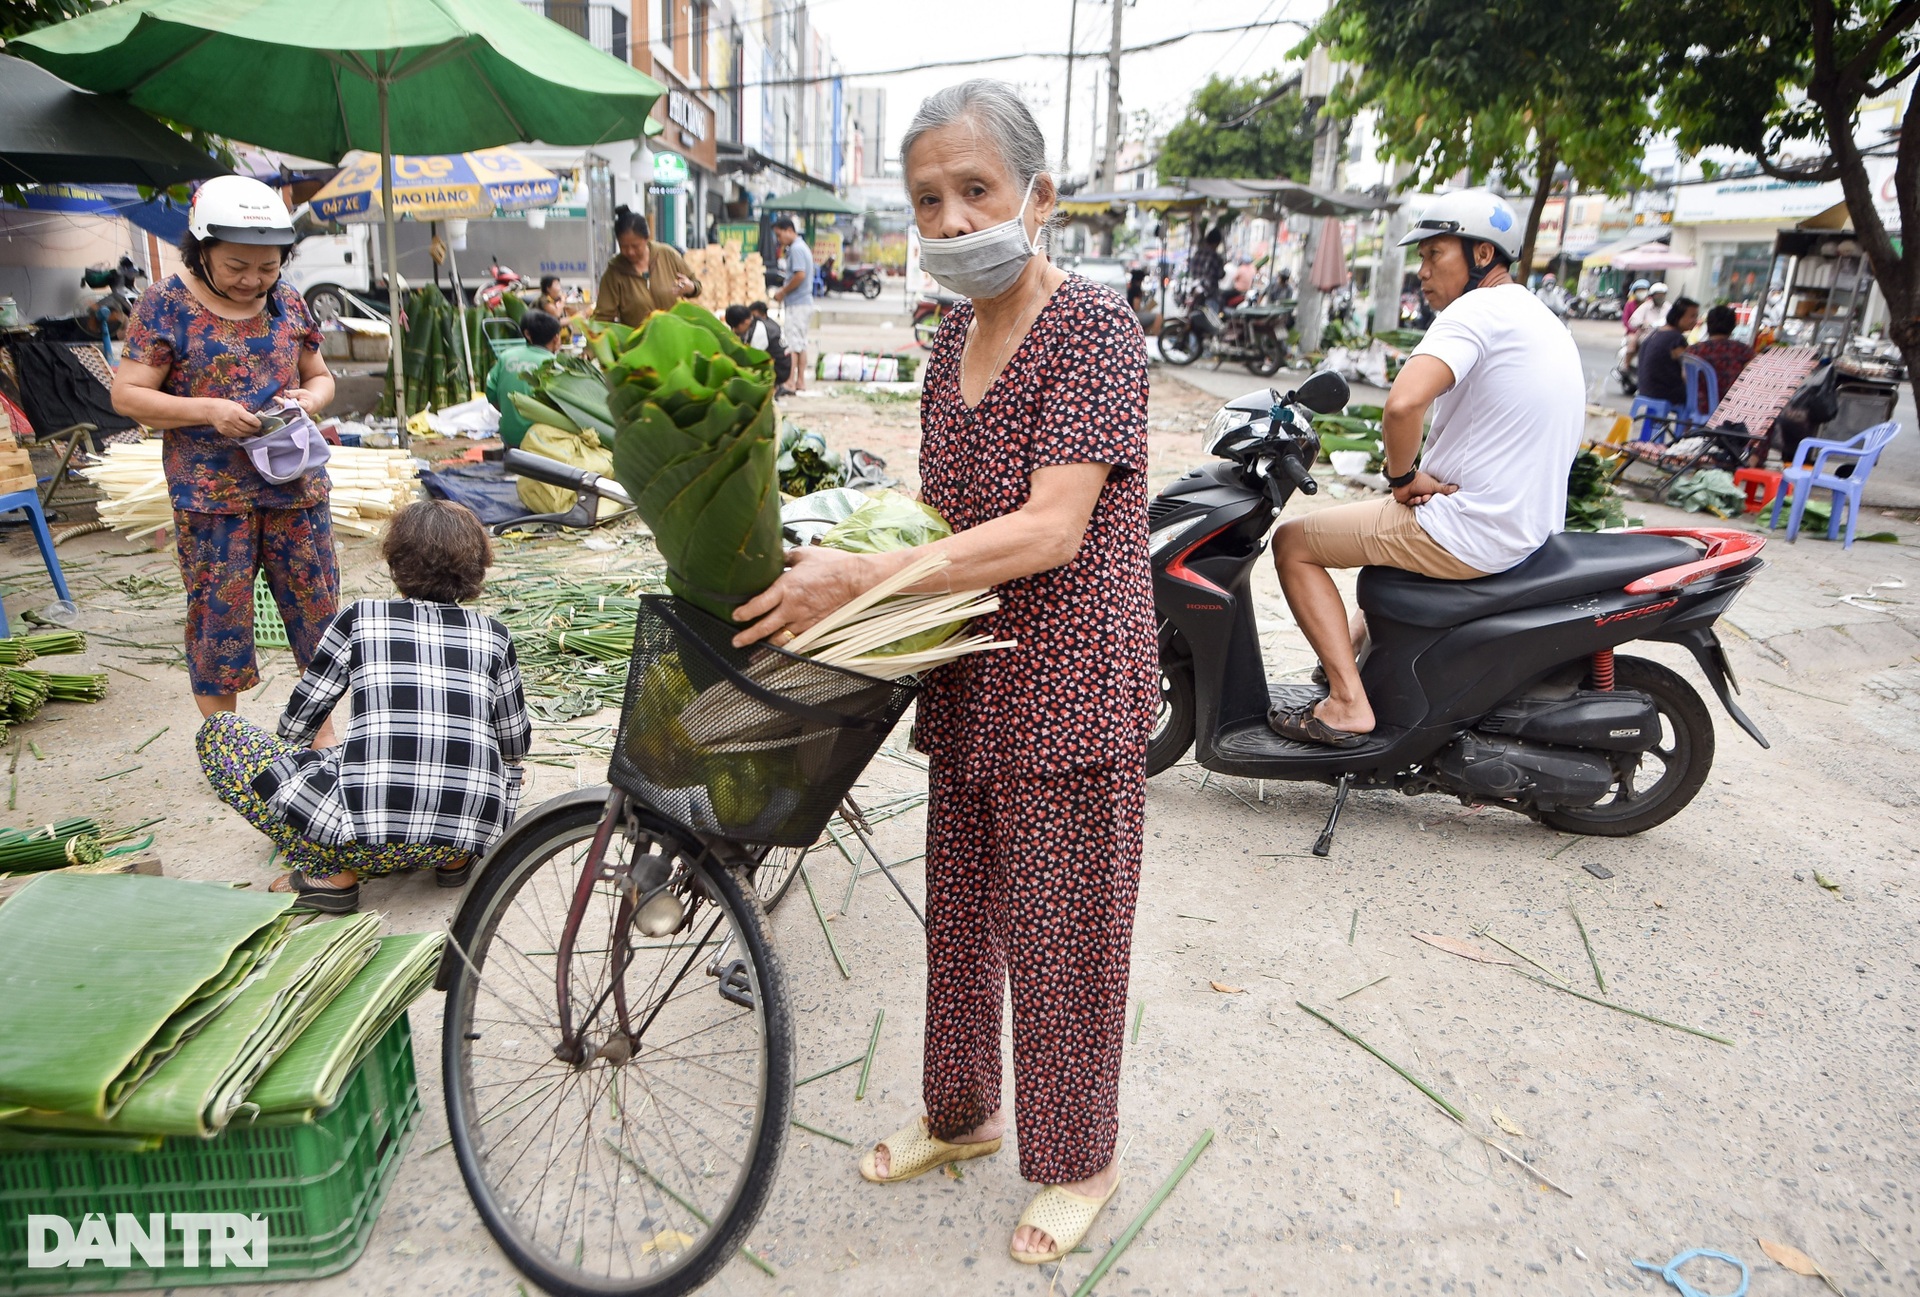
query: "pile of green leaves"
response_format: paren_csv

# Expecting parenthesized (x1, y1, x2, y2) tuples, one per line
(509, 354, 617, 449)
(604, 304, 781, 617)
(383, 285, 489, 414)
(1565, 449, 1627, 531)
(777, 422, 847, 497)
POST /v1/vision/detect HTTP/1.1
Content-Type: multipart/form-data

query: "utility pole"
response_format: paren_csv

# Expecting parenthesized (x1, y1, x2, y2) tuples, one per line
(1099, 0, 1122, 191)
(1061, 0, 1076, 173)
(1371, 158, 1413, 338)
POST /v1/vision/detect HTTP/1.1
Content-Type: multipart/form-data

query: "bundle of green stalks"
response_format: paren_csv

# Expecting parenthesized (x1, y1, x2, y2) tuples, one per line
(0, 819, 105, 873)
(0, 631, 85, 666)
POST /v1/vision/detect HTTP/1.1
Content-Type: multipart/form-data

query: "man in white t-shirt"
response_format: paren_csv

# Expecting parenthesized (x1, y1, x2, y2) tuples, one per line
(1269, 188, 1584, 747)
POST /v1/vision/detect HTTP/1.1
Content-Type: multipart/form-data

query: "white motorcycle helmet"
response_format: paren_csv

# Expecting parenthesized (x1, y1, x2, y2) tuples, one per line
(188, 175, 296, 247)
(1648, 280, 1669, 297)
(1398, 188, 1523, 288)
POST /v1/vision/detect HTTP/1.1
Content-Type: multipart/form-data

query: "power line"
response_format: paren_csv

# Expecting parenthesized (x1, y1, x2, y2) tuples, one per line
(725, 18, 1311, 90)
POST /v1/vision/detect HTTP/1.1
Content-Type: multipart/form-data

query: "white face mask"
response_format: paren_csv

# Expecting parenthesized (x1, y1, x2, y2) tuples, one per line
(918, 173, 1044, 300)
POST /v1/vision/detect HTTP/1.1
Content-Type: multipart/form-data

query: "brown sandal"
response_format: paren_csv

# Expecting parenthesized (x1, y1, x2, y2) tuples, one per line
(1267, 701, 1367, 748)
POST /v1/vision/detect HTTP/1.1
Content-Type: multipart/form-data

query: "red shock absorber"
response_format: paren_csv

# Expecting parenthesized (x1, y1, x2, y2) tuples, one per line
(1591, 648, 1616, 691)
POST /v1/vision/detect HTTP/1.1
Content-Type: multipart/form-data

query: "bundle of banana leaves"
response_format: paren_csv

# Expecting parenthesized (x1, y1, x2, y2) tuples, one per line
(247, 932, 444, 1123)
(384, 284, 492, 414)
(604, 303, 783, 618)
(10, 916, 382, 1138)
(1565, 449, 1627, 531)
(0, 873, 297, 1120)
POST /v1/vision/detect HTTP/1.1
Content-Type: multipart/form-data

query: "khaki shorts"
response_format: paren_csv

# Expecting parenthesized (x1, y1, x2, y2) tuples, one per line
(1293, 496, 1489, 580)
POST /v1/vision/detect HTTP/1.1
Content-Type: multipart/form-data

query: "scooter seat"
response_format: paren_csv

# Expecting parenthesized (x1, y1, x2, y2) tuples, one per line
(1356, 531, 1699, 629)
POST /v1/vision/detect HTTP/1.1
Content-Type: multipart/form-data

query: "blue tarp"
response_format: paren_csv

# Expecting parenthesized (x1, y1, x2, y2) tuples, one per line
(4, 183, 188, 243)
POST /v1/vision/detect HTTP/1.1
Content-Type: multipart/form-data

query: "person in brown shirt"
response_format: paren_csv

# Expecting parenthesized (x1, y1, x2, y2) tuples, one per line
(591, 206, 700, 326)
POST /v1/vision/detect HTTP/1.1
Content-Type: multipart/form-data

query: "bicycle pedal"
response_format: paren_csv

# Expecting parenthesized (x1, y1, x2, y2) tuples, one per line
(715, 958, 755, 1009)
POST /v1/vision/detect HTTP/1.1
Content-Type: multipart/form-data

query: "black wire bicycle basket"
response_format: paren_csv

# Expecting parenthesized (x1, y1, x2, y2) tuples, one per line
(609, 594, 920, 847)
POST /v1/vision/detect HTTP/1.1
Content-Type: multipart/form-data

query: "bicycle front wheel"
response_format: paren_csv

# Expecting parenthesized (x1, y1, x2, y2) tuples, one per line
(443, 795, 794, 1297)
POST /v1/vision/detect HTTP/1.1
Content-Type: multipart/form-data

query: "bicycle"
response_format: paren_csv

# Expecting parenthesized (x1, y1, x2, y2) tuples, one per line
(440, 594, 917, 1296)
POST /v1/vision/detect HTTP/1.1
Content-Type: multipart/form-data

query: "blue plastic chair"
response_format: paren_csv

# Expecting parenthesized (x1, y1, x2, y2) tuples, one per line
(0, 488, 74, 636)
(1769, 420, 1902, 548)
(1680, 354, 1719, 429)
(1629, 395, 1679, 442)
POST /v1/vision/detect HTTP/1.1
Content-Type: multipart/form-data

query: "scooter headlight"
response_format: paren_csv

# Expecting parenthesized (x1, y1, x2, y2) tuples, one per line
(1204, 406, 1253, 453)
(1148, 516, 1204, 558)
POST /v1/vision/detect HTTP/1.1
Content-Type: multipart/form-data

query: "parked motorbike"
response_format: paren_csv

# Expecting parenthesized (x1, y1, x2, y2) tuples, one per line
(1158, 289, 1289, 376)
(1148, 373, 1769, 855)
(911, 291, 961, 349)
(1614, 331, 1644, 395)
(1569, 294, 1622, 321)
(819, 259, 884, 300)
(475, 257, 527, 309)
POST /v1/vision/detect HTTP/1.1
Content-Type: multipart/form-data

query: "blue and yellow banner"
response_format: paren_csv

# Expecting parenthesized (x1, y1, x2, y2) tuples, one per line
(310, 147, 561, 223)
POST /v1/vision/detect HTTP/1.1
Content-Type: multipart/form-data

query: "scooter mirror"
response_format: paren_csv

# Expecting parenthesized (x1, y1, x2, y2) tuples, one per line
(1293, 370, 1350, 414)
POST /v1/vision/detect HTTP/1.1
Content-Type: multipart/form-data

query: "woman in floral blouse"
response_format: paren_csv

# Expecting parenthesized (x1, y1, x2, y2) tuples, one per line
(730, 81, 1154, 1267)
(112, 176, 340, 746)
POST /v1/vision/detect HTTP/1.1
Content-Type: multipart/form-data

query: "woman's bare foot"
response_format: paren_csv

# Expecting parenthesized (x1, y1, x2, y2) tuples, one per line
(269, 869, 357, 891)
(1012, 1157, 1120, 1258)
(868, 1109, 1004, 1179)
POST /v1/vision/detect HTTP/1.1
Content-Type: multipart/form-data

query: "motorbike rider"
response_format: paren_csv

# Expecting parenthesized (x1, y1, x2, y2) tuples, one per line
(1268, 188, 1585, 746)
(1622, 278, 1652, 334)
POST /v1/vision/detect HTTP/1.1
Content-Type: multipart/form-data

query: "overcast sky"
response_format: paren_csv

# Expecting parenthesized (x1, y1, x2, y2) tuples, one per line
(811, 0, 1326, 173)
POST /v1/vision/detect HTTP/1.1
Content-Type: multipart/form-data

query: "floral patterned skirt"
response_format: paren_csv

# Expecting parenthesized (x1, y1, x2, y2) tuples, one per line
(197, 712, 471, 881)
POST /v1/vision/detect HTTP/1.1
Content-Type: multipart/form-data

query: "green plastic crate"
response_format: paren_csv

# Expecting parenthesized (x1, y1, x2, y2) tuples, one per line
(0, 1016, 418, 1293)
(252, 573, 289, 650)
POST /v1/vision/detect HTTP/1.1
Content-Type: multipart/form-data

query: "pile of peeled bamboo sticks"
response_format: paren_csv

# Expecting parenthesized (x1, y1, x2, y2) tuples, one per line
(77, 439, 423, 539)
(786, 553, 1012, 679)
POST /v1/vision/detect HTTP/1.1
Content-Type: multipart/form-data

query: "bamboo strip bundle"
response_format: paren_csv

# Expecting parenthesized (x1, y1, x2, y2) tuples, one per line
(78, 440, 423, 540)
(0, 818, 104, 872)
(0, 631, 81, 666)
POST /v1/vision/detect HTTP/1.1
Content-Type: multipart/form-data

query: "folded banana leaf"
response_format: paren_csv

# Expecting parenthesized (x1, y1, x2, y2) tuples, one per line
(5, 914, 383, 1138)
(246, 932, 444, 1123)
(609, 303, 780, 617)
(0, 873, 296, 1119)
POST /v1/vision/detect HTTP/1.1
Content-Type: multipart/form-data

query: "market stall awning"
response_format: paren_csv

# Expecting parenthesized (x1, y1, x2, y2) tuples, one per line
(764, 184, 859, 215)
(309, 147, 560, 222)
(1233, 179, 1388, 217)
(1613, 243, 1696, 271)
(1578, 226, 1672, 267)
(0, 53, 221, 188)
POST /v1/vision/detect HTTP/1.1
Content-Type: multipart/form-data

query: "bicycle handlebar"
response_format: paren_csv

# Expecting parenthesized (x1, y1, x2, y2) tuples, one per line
(503, 448, 635, 507)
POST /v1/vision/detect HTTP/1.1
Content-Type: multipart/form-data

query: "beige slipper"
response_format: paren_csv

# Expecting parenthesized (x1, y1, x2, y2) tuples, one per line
(1010, 1178, 1123, 1265)
(858, 1115, 1001, 1184)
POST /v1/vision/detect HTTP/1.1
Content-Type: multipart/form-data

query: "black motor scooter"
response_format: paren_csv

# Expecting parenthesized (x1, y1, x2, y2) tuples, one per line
(1149, 372, 1769, 855)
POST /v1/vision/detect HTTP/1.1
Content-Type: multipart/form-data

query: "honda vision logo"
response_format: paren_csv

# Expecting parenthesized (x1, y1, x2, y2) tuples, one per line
(28, 1214, 269, 1269)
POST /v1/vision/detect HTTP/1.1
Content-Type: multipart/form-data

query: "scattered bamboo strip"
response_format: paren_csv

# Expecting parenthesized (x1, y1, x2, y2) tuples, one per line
(791, 1119, 855, 1146)
(1569, 905, 1605, 993)
(1337, 974, 1391, 1001)
(1472, 925, 1570, 985)
(1474, 1132, 1575, 1197)
(796, 1055, 864, 1088)
(1348, 908, 1359, 945)
(94, 765, 141, 782)
(132, 727, 169, 754)
(785, 552, 950, 654)
(1131, 1001, 1145, 1044)
(856, 1009, 884, 1100)
(1513, 973, 1733, 1046)
(1296, 1002, 1466, 1123)
(602, 1139, 777, 1277)
(800, 864, 850, 980)
(1071, 1129, 1215, 1297)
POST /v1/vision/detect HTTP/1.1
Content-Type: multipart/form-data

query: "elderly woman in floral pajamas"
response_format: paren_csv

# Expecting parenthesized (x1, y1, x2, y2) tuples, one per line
(730, 80, 1154, 1266)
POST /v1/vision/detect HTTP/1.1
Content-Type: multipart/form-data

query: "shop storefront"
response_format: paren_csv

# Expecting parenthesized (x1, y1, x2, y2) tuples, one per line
(647, 66, 717, 248)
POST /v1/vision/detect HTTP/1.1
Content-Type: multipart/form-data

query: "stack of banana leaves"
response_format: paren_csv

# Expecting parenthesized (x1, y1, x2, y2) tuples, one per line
(0, 873, 443, 1149)
(508, 353, 617, 449)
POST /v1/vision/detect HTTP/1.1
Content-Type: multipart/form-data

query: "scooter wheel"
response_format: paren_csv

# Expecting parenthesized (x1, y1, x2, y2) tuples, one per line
(1158, 321, 1202, 366)
(858, 275, 883, 300)
(1538, 656, 1714, 837)
(1147, 657, 1196, 777)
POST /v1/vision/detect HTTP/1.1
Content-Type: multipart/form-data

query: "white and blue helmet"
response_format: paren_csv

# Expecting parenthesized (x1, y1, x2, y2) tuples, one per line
(1398, 188, 1523, 264)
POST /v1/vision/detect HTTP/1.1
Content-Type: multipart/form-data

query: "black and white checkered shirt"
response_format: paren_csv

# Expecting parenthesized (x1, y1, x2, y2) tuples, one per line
(253, 599, 532, 853)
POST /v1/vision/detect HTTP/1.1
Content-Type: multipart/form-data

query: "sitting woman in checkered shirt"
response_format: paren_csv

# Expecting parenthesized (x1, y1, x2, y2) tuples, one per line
(196, 500, 532, 914)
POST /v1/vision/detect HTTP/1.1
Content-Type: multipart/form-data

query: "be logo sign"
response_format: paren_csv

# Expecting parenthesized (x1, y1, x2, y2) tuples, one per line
(28, 1213, 269, 1269)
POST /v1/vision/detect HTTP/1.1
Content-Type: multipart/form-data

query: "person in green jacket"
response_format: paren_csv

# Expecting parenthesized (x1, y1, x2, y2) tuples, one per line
(485, 310, 564, 448)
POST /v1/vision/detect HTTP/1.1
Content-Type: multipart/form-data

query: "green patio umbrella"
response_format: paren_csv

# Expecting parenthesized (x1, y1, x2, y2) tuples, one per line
(765, 185, 860, 216)
(14, 0, 666, 424)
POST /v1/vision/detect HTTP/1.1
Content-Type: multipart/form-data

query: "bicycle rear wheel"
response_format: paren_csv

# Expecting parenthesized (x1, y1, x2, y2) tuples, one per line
(443, 794, 793, 1297)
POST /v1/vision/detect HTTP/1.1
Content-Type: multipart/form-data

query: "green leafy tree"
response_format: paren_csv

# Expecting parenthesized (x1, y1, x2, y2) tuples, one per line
(0, 0, 94, 40)
(1157, 72, 1317, 183)
(1641, 0, 1920, 407)
(1306, 0, 1655, 271)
